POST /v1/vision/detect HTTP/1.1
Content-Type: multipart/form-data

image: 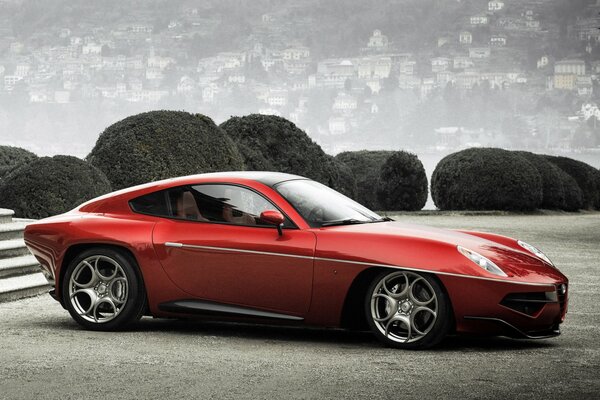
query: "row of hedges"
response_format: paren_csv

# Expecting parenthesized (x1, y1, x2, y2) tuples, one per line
(0, 111, 428, 218)
(431, 148, 600, 211)
(2, 110, 598, 218)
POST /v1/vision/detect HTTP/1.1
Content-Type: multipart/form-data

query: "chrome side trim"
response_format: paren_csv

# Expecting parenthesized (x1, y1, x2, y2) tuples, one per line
(165, 242, 314, 260)
(163, 242, 556, 288)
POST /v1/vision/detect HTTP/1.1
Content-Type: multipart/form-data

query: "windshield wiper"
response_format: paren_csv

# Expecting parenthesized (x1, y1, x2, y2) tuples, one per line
(321, 218, 367, 227)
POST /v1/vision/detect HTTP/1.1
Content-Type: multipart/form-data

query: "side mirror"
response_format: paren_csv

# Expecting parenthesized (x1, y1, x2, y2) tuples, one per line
(260, 210, 285, 236)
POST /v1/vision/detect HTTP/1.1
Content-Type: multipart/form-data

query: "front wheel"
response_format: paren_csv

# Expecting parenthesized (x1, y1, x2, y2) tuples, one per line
(61, 247, 146, 331)
(365, 270, 452, 349)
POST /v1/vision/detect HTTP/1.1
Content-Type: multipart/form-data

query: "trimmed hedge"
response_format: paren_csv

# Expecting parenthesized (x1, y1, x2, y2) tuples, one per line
(0, 145, 37, 180)
(376, 151, 428, 211)
(335, 150, 395, 210)
(513, 151, 572, 210)
(220, 114, 348, 194)
(545, 156, 599, 210)
(0, 155, 112, 219)
(328, 157, 358, 199)
(559, 172, 584, 212)
(431, 148, 543, 211)
(88, 110, 244, 190)
(596, 169, 600, 210)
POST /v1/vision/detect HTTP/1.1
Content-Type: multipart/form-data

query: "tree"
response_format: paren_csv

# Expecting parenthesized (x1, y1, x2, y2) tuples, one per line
(376, 151, 428, 211)
(88, 110, 244, 190)
(220, 114, 351, 195)
(0, 155, 111, 219)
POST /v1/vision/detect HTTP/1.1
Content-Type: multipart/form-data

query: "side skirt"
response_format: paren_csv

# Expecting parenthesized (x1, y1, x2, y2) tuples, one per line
(158, 299, 304, 321)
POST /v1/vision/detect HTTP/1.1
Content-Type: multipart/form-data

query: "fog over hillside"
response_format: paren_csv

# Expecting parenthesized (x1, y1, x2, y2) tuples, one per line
(0, 0, 599, 171)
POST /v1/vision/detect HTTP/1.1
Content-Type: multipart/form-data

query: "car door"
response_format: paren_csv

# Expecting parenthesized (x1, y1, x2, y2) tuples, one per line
(151, 183, 316, 316)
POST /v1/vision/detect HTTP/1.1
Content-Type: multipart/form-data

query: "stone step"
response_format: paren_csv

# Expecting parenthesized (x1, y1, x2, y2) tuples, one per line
(0, 254, 41, 279)
(0, 208, 14, 224)
(0, 221, 28, 240)
(0, 239, 30, 259)
(0, 272, 49, 302)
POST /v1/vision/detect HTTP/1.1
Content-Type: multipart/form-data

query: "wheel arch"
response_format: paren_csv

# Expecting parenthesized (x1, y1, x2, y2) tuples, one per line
(340, 266, 456, 332)
(58, 243, 146, 307)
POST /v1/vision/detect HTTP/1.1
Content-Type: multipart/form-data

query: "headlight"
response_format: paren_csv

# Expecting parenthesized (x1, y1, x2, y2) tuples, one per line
(457, 246, 507, 277)
(517, 240, 554, 266)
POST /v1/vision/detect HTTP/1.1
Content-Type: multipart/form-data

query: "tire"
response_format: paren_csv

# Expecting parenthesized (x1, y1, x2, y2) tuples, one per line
(61, 247, 146, 331)
(365, 270, 452, 349)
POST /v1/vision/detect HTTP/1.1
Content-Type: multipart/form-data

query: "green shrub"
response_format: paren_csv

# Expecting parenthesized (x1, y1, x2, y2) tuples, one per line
(328, 157, 357, 199)
(560, 172, 584, 211)
(220, 114, 348, 194)
(335, 150, 395, 209)
(0, 155, 112, 219)
(0, 145, 37, 180)
(514, 151, 569, 210)
(431, 148, 543, 211)
(596, 169, 600, 210)
(376, 151, 428, 211)
(545, 156, 599, 210)
(88, 110, 244, 190)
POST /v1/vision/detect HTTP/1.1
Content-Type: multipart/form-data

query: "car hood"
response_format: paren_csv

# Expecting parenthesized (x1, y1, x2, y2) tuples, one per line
(315, 221, 564, 283)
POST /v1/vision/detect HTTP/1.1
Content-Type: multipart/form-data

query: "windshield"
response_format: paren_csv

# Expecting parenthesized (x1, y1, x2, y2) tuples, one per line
(275, 179, 383, 228)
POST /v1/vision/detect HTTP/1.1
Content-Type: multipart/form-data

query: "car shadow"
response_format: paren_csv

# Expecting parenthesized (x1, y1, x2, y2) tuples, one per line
(42, 317, 558, 352)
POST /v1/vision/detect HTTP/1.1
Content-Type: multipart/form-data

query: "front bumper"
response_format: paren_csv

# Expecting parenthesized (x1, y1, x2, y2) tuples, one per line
(463, 316, 560, 339)
(439, 274, 568, 338)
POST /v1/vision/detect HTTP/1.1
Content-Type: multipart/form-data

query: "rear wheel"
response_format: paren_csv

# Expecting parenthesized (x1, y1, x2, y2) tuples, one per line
(365, 270, 452, 349)
(61, 247, 146, 331)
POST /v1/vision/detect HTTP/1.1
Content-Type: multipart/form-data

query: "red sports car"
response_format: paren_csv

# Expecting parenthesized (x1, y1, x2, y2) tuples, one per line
(24, 172, 568, 349)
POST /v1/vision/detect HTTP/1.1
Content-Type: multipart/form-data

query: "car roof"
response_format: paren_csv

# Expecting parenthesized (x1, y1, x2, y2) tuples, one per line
(191, 171, 307, 187)
(77, 171, 308, 212)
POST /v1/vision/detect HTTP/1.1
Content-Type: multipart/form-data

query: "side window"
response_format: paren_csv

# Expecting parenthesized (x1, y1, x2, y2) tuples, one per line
(187, 184, 292, 227)
(130, 184, 293, 228)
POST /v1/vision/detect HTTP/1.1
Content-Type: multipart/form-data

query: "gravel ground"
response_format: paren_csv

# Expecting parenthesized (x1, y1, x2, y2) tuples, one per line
(0, 213, 599, 400)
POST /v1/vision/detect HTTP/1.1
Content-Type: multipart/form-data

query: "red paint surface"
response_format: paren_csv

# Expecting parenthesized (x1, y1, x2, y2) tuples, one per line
(24, 173, 568, 335)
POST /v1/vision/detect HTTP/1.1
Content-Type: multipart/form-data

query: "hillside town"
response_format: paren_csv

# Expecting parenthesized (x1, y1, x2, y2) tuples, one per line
(1, 0, 600, 156)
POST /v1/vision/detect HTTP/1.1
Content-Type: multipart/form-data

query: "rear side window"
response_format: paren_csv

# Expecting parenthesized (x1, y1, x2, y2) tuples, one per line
(129, 191, 170, 217)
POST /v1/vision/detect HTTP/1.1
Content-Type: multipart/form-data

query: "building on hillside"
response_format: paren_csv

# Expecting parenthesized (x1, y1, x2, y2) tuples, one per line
(367, 30, 389, 51)
(470, 14, 489, 25)
(490, 34, 507, 47)
(437, 36, 451, 48)
(431, 57, 451, 73)
(488, 0, 505, 11)
(577, 76, 593, 96)
(454, 56, 474, 70)
(553, 74, 577, 90)
(469, 47, 491, 59)
(266, 89, 288, 107)
(282, 46, 310, 60)
(537, 55, 550, 69)
(554, 59, 586, 76)
(459, 31, 473, 44)
(328, 116, 347, 135)
(357, 55, 392, 79)
(332, 92, 358, 113)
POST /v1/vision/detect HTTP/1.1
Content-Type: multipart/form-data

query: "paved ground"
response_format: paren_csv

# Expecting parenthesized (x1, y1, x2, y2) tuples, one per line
(0, 213, 599, 400)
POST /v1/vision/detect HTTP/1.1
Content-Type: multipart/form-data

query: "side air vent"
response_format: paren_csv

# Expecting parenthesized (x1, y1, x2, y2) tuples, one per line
(500, 291, 557, 317)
